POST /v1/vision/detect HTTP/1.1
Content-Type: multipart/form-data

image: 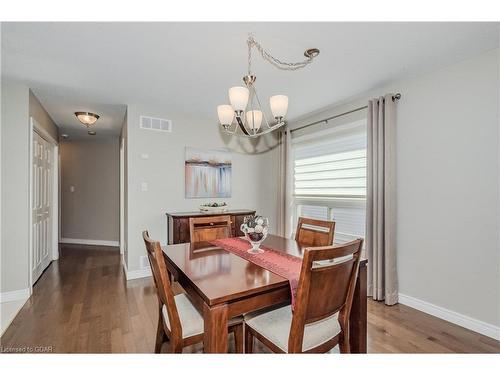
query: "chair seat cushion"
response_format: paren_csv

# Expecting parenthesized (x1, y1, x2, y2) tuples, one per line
(245, 305, 341, 352)
(162, 294, 243, 339)
(162, 294, 204, 338)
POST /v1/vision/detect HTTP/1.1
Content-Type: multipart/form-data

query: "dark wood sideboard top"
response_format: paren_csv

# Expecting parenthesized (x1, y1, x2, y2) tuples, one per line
(166, 209, 256, 218)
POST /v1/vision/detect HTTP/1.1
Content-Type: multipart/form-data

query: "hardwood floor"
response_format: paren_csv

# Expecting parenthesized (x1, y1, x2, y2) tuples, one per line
(1, 245, 499, 353)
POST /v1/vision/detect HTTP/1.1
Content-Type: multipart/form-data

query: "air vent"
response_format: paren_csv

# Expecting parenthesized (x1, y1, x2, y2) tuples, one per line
(140, 116, 172, 132)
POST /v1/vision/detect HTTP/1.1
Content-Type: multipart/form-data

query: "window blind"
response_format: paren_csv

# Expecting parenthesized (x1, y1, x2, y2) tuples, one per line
(299, 205, 328, 221)
(293, 124, 367, 199)
(292, 120, 367, 244)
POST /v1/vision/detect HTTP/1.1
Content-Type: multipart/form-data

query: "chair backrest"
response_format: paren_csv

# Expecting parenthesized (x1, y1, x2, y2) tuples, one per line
(294, 217, 335, 247)
(288, 238, 363, 352)
(189, 215, 232, 243)
(142, 230, 182, 340)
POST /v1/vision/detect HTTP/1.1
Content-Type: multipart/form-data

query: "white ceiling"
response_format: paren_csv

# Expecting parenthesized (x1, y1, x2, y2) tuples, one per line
(2, 22, 498, 139)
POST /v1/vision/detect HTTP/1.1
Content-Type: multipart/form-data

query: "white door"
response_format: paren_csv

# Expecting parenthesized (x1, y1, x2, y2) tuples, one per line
(32, 131, 52, 283)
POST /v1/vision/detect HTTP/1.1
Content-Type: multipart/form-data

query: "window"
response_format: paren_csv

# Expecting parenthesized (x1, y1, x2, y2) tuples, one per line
(292, 119, 366, 244)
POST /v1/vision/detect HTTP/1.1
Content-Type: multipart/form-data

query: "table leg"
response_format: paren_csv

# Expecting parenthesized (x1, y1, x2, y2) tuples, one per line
(203, 302, 228, 353)
(349, 262, 367, 353)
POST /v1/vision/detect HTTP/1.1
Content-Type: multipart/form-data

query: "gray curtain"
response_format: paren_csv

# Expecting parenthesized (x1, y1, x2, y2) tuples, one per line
(366, 94, 398, 305)
(276, 130, 294, 238)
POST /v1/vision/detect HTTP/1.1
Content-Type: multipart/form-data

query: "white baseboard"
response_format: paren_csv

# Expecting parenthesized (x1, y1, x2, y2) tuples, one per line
(398, 293, 500, 341)
(121, 254, 152, 280)
(60, 238, 120, 247)
(126, 268, 152, 280)
(0, 288, 30, 303)
(1, 289, 31, 335)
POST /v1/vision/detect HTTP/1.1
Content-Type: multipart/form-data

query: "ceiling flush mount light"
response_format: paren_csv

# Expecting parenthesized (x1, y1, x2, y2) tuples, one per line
(75, 111, 100, 127)
(217, 35, 319, 138)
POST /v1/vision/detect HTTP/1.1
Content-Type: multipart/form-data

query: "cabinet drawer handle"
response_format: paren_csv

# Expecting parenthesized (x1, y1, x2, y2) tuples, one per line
(210, 222, 214, 226)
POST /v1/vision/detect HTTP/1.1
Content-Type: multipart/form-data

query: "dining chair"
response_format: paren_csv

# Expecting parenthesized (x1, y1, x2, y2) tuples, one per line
(295, 217, 335, 247)
(189, 215, 232, 243)
(142, 230, 243, 353)
(244, 238, 363, 354)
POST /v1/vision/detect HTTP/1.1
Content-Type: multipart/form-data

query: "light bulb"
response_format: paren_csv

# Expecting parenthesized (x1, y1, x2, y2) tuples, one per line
(217, 105, 234, 126)
(245, 110, 263, 131)
(229, 86, 249, 112)
(270, 95, 288, 119)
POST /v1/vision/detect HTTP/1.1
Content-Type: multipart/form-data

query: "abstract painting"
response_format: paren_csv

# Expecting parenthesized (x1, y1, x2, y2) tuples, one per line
(185, 147, 231, 198)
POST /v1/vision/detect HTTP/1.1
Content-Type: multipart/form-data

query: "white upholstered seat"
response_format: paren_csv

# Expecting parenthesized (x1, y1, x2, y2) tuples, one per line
(162, 293, 244, 339)
(162, 294, 204, 338)
(245, 305, 341, 352)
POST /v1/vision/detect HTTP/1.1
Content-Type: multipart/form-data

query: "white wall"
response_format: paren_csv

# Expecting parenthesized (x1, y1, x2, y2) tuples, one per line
(60, 138, 120, 243)
(395, 49, 499, 332)
(1, 80, 30, 293)
(286, 48, 500, 336)
(124, 103, 278, 273)
(29, 90, 58, 141)
(120, 111, 128, 265)
(1, 80, 60, 333)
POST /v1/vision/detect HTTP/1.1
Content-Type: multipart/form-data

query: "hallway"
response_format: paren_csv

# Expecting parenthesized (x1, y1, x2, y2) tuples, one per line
(1, 245, 161, 353)
(1, 245, 499, 353)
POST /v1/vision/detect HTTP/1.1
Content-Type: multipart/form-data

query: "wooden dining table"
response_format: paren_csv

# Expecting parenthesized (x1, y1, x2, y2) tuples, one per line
(162, 234, 368, 353)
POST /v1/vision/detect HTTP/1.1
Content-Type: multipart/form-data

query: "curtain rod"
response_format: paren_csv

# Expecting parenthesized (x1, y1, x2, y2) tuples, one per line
(290, 93, 401, 134)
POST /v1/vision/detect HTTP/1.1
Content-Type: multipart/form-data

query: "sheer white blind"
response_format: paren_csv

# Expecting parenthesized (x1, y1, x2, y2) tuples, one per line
(293, 124, 367, 199)
(292, 120, 367, 244)
(299, 205, 328, 221)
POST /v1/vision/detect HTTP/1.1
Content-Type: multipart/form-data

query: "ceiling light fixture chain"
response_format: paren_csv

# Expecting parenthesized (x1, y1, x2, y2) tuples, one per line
(247, 36, 253, 75)
(247, 34, 317, 72)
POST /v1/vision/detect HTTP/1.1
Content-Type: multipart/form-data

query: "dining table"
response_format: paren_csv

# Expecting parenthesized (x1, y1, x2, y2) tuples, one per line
(162, 234, 368, 353)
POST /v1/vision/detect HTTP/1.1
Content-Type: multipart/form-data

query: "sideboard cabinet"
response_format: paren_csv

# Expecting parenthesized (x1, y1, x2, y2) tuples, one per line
(166, 209, 256, 245)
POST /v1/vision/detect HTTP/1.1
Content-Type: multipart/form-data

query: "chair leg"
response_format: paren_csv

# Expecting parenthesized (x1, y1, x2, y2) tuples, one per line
(233, 324, 244, 353)
(245, 326, 254, 353)
(171, 342, 183, 353)
(155, 315, 166, 353)
(339, 332, 350, 354)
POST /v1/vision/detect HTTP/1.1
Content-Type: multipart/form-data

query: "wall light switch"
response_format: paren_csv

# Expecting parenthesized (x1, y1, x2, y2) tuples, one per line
(141, 182, 148, 192)
(141, 153, 149, 159)
(70, 186, 75, 193)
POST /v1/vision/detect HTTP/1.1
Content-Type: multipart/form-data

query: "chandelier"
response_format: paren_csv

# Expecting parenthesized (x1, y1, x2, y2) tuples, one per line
(217, 35, 320, 138)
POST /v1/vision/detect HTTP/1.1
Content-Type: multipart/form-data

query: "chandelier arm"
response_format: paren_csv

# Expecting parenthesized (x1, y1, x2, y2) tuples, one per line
(250, 84, 271, 129)
(222, 121, 286, 139)
(236, 115, 251, 135)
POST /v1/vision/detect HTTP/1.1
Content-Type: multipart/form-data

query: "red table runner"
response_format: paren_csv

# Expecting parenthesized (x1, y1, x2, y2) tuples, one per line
(210, 237, 302, 309)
